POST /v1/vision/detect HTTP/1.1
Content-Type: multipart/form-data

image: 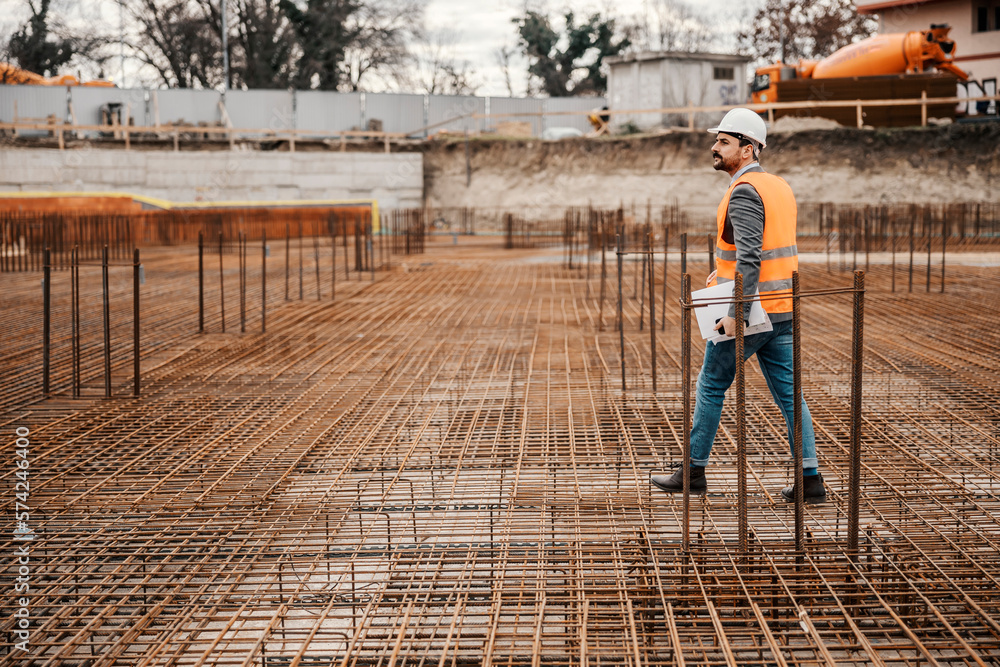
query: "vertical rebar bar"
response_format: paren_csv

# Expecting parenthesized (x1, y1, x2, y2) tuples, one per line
(681, 273, 692, 551)
(198, 231, 204, 333)
(648, 233, 656, 393)
(891, 214, 896, 293)
(586, 213, 592, 300)
(298, 220, 304, 300)
(219, 232, 225, 333)
(285, 223, 290, 301)
(261, 231, 267, 333)
(102, 245, 111, 398)
(792, 271, 804, 552)
(133, 248, 140, 397)
(632, 230, 639, 299)
(331, 225, 337, 301)
(735, 272, 747, 556)
(848, 270, 865, 558)
(240, 232, 246, 333)
(344, 222, 350, 280)
(925, 208, 932, 293)
(639, 236, 647, 331)
(314, 234, 321, 299)
(680, 233, 687, 292)
(368, 220, 375, 283)
(617, 234, 625, 392)
(661, 226, 668, 331)
(940, 213, 946, 293)
(599, 218, 606, 332)
(72, 246, 79, 398)
(43, 246, 51, 395)
(908, 216, 914, 293)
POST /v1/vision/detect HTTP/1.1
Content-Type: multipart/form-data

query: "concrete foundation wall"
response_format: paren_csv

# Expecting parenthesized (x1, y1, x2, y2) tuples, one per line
(0, 148, 424, 208)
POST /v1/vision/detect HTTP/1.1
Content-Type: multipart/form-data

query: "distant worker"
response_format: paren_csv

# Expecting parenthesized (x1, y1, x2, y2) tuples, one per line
(587, 106, 610, 135)
(651, 107, 826, 504)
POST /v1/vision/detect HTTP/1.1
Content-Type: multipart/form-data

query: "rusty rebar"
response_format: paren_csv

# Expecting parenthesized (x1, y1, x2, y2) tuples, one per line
(102, 245, 111, 398)
(735, 272, 747, 556)
(133, 248, 140, 397)
(660, 226, 668, 331)
(218, 231, 225, 333)
(648, 233, 656, 394)
(792, 270, 804, 552)
(3, 226, 1000, 666)
(71, 245, 79, 398)
(198, 231, 204, 332)
(848, 269, 865, 557)
(617, 234, 625, 392)
(681, 272, 692, 551)
(261, 231, 267, 333)
(42, 246, 50, 395)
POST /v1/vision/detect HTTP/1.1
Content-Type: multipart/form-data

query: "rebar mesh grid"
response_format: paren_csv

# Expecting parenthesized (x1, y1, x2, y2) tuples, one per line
(2, 239, 999, 665)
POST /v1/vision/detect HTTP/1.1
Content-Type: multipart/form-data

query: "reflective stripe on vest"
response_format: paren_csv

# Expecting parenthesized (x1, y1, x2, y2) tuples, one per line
(713, 172, 798, 315)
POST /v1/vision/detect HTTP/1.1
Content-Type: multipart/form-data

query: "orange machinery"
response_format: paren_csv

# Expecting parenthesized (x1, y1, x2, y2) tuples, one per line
(0, 62, 114, 87)
(751, 24, 968, 105)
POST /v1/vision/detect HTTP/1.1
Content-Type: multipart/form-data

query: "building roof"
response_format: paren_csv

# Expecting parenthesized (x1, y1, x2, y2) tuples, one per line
(606, 51, 752, 66)
(855, 0, 950, 14)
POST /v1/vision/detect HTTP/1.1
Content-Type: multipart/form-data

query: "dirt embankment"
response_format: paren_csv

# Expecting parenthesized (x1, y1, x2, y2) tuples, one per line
(422, 123, 1000, 217)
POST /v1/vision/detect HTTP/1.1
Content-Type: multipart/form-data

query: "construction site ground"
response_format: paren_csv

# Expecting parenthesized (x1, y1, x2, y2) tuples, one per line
(2, 236, 1000, 664)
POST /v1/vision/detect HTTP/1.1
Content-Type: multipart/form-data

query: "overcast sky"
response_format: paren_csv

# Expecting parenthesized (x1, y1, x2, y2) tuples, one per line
(424, 0, 755, 95)
(1, 0, 757, 95)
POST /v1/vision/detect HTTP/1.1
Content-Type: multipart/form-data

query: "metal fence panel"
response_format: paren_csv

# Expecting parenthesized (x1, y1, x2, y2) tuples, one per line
(487, 97, 543, 136)
(365, 92, 424, 134)
(427, 95, 484, 134)
(152, 89, 221, 127)
(0, 84, 68, 136)
(0, 84, 67, 123)
(296, 90, 362, 136)
(70, 87, 150, 127)
(225, 89, 294, 137)
(2, 86, 609, 138)
(543, 97, 605, 133)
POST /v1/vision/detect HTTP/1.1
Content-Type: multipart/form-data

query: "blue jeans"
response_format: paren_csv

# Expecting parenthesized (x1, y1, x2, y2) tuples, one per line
(689, 319, 817, 469)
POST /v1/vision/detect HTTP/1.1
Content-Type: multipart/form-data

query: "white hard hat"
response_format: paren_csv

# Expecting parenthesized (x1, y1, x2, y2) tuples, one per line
(708, 108, 767, 148)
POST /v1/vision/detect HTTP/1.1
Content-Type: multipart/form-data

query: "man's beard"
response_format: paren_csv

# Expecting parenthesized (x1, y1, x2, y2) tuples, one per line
(712, 151, 739, 172)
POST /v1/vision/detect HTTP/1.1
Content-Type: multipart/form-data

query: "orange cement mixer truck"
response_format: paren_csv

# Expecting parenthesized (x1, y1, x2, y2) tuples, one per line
(750, 24, 968, 105)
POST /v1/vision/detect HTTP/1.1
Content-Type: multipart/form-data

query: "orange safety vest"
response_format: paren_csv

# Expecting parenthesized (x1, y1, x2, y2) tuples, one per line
(714, 171, 798, 315)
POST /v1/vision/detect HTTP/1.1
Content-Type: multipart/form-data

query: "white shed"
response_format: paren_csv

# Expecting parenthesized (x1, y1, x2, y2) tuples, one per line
(606, 51, 751, 131)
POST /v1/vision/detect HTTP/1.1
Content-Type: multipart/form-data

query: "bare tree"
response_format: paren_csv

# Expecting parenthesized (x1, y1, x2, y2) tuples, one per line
(341, 0, 423, 91)
(494, 40, 517, 97)
(630, 0, 715, 53)
(737, 0, 878, 67)
(411, 27, 479, 95)
(123, 0, 223, 88)
(20, 0, 422, 91)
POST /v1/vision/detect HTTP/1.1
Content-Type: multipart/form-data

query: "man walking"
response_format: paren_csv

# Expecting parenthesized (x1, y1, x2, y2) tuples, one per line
(651, 108, 826, 504)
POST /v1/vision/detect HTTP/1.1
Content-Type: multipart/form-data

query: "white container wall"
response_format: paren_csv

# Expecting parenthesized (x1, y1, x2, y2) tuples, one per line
(295, 90, 362, 136)
(0, 86, 606, 139)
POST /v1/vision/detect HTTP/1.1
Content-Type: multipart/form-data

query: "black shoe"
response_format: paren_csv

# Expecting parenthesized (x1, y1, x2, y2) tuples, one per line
(781, 473, 826, 504)
(651, 466, 706, 495)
